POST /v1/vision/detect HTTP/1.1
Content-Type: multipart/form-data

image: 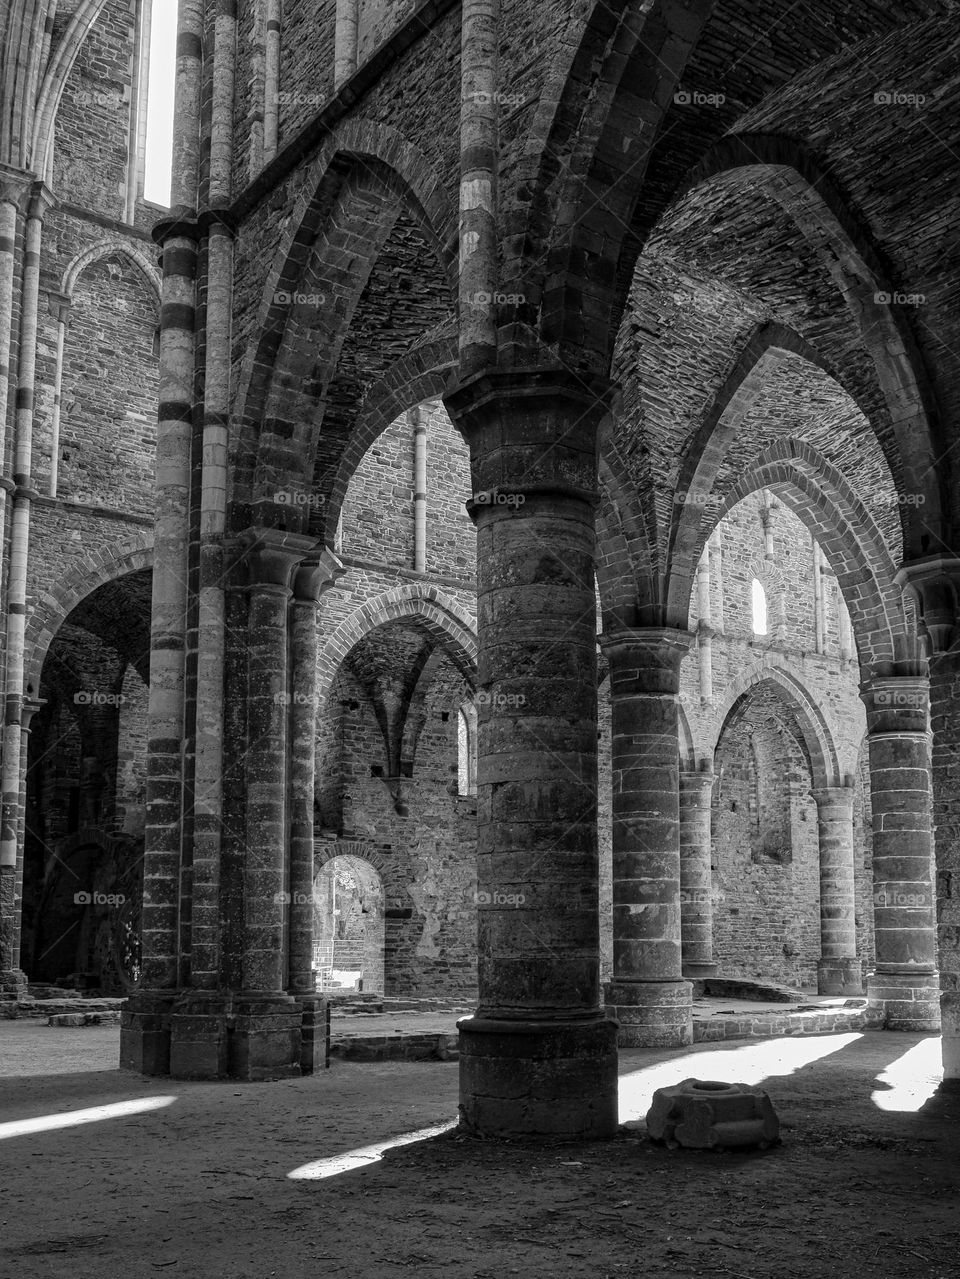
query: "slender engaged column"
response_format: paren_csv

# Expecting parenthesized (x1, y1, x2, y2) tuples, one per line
(445, 368, 618, 1140)
(603, 628, 695, 1048)
(289, 550, 344, 1073)
(812, 785, 861, 996)
(679, 769, 716, 979)
(860, 675, 939, 1030)
(121, 0, 204, 1075)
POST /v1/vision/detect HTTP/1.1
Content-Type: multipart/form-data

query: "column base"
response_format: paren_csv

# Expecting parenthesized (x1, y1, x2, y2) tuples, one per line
(605, 979, 693, 1048)
(939, 992, 960, 1086)
(169, 992, 231, 1079)
(0, 968, 28, 997)
(296, 994, 330, 1073)
(230, 993, 303, 1081)
(458, 1014, 619, 1139)
(120, 991, 176, 1075)
(682, 961, 718, 981)
(867, 970, 940, 1031)
(817, 957, 862, 997)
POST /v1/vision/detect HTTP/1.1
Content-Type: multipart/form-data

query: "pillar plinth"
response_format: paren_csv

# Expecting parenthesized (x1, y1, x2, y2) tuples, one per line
(601, 627, 695, 1047)
(812, 785, 862, 996)
(445, 368, 618, 1139)
(860, 676, 939, 1030)
(680, 770, 717, 979)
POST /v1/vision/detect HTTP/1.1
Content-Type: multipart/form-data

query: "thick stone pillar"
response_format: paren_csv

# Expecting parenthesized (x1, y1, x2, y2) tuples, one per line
(812, 785, 861, 996)
(444, 368, 618, 1140)
(860, 675, 939, 1030)
(602, 628, 694, 1048)
(679, 769, 716, 979)
(899, 558, 960, 1082)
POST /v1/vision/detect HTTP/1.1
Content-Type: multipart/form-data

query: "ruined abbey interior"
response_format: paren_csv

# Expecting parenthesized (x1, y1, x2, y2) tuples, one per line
(1, 0, 960, 1274)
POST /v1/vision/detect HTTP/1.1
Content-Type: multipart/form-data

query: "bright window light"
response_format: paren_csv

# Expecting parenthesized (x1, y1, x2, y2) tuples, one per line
(751, 577, 768, 636)
(143, 0, 177, 205)
(0, 1095, 176, 1141)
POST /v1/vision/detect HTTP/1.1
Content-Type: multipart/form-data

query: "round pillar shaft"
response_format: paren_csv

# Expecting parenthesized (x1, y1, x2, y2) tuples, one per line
(603, 628, 694, 1047)
(679, 771, 716, 978)
(812, 786, 861, 996)
(861, 677, 939, 1031)
(445, 369, 618, 1140)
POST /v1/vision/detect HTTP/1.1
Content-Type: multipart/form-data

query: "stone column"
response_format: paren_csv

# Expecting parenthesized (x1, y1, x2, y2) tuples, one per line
(679, 769, 716, 979)
(121, 0, 203, 1076)
(290, 549, 344, 1073)
(444, 368, 618, 1140)
(603, 628, 694, 1047)
(860, 674, 939, 1030)
(812, 785, 861, 996)
(232, 528, 318, 1080)
(898, 558, 960, 1083)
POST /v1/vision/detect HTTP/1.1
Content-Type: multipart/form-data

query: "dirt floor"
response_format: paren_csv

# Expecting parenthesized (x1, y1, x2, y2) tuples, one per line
(0, 1023, 957, 1278)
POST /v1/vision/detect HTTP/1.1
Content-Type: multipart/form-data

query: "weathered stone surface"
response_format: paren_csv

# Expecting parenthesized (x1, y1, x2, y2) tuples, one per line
(646, 1079, 781, 1150)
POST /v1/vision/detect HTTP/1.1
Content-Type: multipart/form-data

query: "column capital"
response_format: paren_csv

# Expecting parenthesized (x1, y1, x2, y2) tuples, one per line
(860, 674, 929, 735)
(680, 769, 715, 803)
(48, 292, 71, 325)
(234, 527, 319, 590)
(600, 626, 695, 696)
(0, 164, 34, 212)
(292, 546, 345, 604)
(26, 182, 55, 222)
(444, 366, 615, 510)
(897, 555, 960, 657)
(810, 784, 856, 812)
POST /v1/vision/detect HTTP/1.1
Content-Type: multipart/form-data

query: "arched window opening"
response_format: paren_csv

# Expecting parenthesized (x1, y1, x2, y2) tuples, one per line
(458, 704, 477, 797)
(751, 578, 768, 636)
(143, 0, 177, 206)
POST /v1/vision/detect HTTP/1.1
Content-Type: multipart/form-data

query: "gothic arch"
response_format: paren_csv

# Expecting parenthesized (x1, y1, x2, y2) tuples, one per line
(232, 118, 457, 509)
(61, 241, 162, 307)
(24, 539, 153, 694)
(316, 585, 478, 713)
(708, 662, 842, 791)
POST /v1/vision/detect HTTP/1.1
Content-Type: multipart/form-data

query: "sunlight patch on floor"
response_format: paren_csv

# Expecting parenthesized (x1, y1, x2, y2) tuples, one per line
(618, 1033, 863, 1122)
(870, 1036, 941, 1112)
(0, 1094, 177, 1141)
(287, 1119, 458, 1180)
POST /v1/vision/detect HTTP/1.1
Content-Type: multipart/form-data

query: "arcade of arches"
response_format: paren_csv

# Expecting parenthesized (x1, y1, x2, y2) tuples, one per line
(0, 0, 958, 1155)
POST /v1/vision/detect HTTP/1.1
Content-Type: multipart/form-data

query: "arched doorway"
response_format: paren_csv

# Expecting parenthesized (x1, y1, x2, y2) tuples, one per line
(313, 855, 384, 994)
